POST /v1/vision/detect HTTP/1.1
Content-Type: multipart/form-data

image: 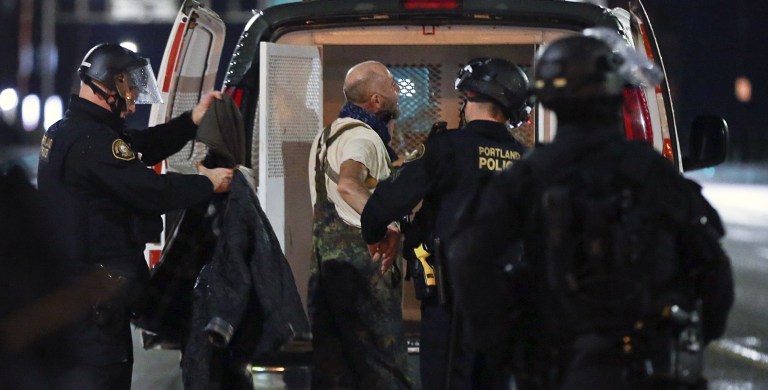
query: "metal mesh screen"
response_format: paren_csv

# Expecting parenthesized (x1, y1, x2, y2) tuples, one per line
(265, 55, 322, 178)
(166, 92, 203, 174)
(389, 64, 443, 157)
(389, 63, 536, 154)
(250, 104, 260, 181)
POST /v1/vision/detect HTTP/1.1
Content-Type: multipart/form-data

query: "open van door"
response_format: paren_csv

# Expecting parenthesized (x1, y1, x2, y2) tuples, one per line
(628, 0, 727, 171)
(625, 0, 681, 169)
(258, 42, 323, 310)
(150, 0, 225, 127)
(144, 0, 225, 268)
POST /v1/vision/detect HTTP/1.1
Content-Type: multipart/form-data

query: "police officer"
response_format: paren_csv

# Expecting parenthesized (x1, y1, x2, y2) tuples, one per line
(37, 43, 233, 390)
(449, 29, 734, 389)
(361, 58, 530, 389)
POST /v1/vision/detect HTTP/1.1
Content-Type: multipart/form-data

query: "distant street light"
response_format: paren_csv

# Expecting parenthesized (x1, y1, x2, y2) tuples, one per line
(0, 88, 19, 125)
(44, 95, 63, 129)
(21, 94, 40, 132)
(735, 76, 752, 103)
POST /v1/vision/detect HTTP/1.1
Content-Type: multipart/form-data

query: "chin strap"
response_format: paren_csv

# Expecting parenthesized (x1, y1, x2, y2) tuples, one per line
(84, 78, 127, 114)
(458, 97, 467, 128)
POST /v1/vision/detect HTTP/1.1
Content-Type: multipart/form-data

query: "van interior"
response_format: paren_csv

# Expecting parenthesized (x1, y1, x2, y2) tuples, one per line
(261, 35, 544, 321)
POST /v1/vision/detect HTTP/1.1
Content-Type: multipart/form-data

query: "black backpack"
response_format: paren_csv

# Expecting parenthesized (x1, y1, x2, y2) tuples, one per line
(527, 140, 675, 339)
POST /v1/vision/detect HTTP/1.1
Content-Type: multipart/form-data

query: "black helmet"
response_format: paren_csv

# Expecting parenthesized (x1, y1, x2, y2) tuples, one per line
(532, 27, 662, 107)
(455, 58, 530, 125)
(78, 43, 162, 107)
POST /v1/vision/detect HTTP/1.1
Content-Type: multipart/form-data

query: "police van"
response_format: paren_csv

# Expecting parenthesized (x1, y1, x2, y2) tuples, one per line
(149, 0, 726, 335)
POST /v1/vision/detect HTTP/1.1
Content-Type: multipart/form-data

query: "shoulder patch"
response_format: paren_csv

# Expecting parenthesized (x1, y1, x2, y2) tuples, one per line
(39, 134, 53, 162)
(111, 139, 136, 161)
(404, 143, 426, 163)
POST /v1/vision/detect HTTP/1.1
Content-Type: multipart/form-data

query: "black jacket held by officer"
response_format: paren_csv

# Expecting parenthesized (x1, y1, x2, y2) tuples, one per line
(36, 43, 233, 390)
(361, 58, 531, 390)
(449, 29, 734, 390)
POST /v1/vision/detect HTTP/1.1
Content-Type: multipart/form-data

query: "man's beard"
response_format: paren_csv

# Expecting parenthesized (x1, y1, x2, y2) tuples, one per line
(376, 102, 400, 123)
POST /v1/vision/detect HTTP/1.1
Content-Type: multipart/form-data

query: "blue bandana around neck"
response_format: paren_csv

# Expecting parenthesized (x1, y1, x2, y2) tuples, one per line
(338, 102, 397, 161)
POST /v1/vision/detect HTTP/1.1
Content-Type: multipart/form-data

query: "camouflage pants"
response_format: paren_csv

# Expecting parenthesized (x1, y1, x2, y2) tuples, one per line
(308, 201, 412, 389)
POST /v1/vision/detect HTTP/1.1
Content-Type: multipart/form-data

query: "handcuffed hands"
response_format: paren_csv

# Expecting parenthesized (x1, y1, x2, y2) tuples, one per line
(367, 223, 401, 274)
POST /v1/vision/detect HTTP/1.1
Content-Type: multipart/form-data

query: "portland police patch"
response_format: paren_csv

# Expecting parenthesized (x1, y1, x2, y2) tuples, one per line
(112, 139, 135, 161)
(404, 143, 426, 163)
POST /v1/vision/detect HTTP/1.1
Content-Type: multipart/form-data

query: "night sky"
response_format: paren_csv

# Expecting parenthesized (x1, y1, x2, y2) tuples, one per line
(624, 0, 768, 162)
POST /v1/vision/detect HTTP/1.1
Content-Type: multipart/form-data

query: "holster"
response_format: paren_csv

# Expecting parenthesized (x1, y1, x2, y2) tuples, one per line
(640, 302, 705, 387)
(404, 242, 437, 300)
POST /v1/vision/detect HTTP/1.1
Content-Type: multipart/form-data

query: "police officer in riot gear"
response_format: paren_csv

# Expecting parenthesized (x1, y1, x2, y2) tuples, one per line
(449, 29, 734, 389)
(37, 43, 233, 389)
(361, 57, 530, 389)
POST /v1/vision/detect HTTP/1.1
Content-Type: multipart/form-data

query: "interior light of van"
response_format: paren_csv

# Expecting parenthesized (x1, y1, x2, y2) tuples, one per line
(622, 86, 653, 144)
(401, 0, 460, 10)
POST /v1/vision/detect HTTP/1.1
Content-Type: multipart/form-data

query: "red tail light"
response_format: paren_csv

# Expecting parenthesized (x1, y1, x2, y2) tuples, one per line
(148, 250, 162, 269)
(224, 86, 244, 108)
(401, 0, 460, 10)
(622, 86, 653, 144)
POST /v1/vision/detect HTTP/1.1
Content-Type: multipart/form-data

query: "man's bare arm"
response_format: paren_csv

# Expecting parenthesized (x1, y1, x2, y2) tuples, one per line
(337, 159, 371, 215)
(337, 159, 400, 273)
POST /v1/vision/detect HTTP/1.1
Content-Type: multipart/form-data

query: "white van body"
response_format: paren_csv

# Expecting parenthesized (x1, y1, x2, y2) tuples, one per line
(147, 0, 726, 321)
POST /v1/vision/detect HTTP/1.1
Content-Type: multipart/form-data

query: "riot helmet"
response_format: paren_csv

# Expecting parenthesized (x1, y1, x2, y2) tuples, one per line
(532, 27, 662, 108)
(454, 58, 531, 126)
(78, 43, 163, 113)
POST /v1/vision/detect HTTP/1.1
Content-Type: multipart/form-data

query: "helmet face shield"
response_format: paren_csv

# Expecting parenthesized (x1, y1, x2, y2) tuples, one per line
(116, 61, 163, 105)
(582, 27, 663, 88)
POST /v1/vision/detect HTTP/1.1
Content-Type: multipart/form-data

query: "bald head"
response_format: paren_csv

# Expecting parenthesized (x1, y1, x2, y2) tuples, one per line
(343, 61, 393, 104)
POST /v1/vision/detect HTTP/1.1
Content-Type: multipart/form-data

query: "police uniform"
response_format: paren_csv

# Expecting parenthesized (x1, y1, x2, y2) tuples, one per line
(37, 95, 214, 389)
(449, 123, 735, 390)
(361, 119, 528, 389)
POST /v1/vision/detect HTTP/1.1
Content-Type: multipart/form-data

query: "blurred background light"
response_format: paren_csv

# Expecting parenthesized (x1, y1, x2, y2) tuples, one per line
(43, 95, 63, 129)
(21, 94, 40, 132)
(0, 88, 18, 112)
(735, 76, 752, 103)
(0, 88, 19, 125)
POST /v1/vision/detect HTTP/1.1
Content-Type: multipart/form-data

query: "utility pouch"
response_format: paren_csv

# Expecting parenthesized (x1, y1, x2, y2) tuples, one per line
(669, 301, 705, 385)
(640, 302, 705, 387)
(94, 261, 151, 317)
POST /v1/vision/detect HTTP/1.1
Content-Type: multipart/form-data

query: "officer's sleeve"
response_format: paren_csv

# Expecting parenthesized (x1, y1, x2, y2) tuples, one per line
(361, 148, 435, 244)
(123, 112, 197, 166)
(70, 133, 213, 214)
